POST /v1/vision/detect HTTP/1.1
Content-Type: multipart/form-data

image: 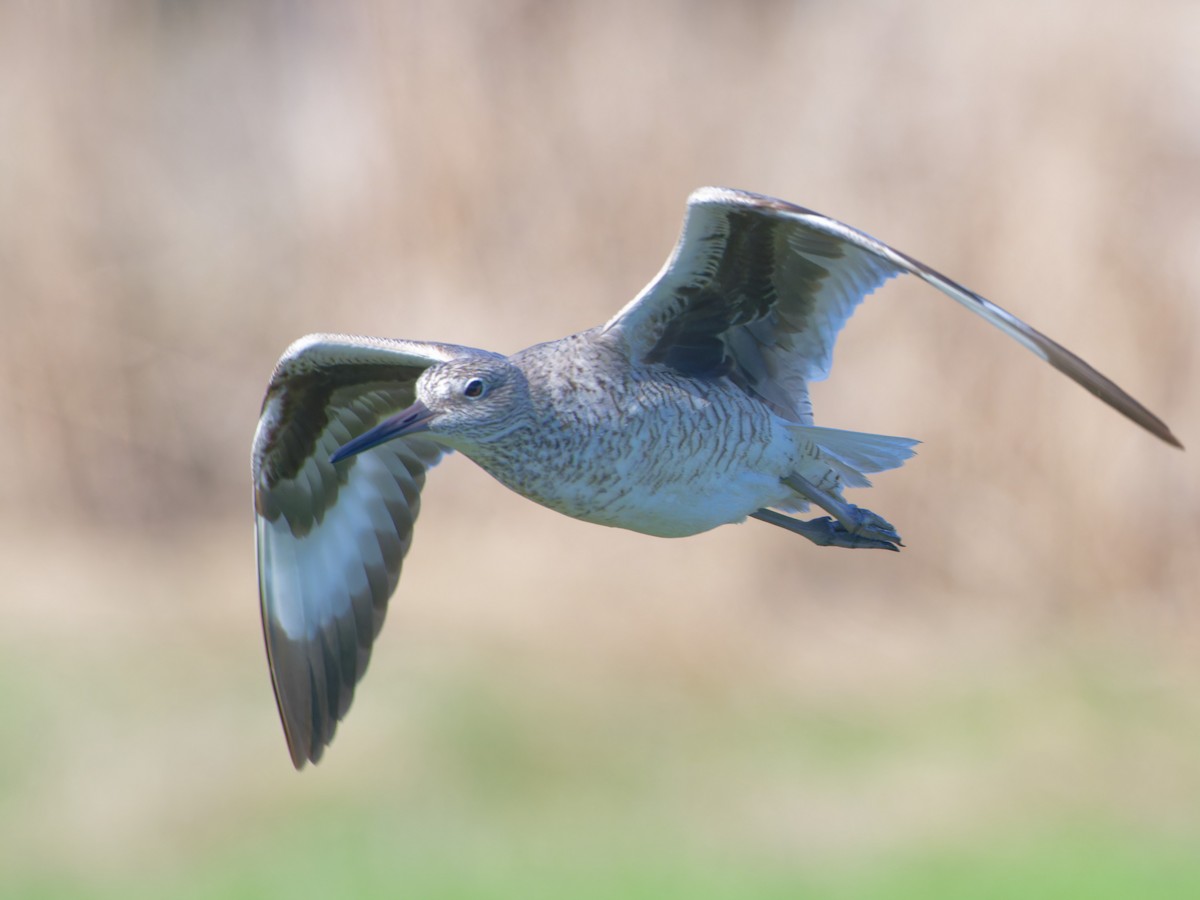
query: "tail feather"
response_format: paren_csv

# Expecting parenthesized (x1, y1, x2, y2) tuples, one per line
(792, 425, 919, 489)
(802, 425, 920, 473)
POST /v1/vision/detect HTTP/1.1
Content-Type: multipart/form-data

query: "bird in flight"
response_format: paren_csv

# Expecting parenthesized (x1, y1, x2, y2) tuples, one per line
(253, 187, 1180, 768)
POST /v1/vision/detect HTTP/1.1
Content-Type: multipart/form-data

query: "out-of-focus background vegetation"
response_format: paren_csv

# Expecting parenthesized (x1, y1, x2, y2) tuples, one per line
(1, 2, 1197, 897)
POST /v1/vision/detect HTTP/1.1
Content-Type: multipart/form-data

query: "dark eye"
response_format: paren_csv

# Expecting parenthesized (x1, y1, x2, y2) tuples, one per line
(463, 377, 486, 399)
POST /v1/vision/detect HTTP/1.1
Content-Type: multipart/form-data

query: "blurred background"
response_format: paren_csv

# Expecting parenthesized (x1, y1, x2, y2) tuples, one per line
(1, 2, 1197, 897)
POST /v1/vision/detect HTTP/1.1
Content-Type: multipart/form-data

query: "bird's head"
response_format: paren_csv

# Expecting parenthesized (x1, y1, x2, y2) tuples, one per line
(330, 355, 531, 462)
(412, 356, 533, 448)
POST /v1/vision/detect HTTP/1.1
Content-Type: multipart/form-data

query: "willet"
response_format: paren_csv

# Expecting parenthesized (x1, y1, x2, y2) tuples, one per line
(253, 186, 1181, 767)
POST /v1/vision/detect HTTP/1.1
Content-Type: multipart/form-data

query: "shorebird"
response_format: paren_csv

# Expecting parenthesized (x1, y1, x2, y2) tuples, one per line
(253, 187, 1180, 767)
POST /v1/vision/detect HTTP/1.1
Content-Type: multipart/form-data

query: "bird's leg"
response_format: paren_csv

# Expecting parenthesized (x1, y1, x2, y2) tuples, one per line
(750, 509, 901, 551)
(778, 473, 904, 548)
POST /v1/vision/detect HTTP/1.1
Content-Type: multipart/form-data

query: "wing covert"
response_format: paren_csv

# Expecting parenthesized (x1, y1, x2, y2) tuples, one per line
(605, 187, 902, 422)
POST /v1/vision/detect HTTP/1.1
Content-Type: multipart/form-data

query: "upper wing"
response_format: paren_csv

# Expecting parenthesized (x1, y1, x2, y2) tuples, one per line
(605, 187, 1180, 445)
(253, 333, 482, 768)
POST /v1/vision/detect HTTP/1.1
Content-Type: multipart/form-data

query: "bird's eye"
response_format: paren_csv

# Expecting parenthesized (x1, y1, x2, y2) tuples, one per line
(463, 377, 486, 399)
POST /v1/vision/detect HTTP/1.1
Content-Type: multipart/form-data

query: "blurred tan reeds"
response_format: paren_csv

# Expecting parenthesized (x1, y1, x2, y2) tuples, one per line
(0, 1, 1196, 890)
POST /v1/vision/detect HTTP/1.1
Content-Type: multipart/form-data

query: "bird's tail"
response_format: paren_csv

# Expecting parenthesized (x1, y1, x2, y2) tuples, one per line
(789, 425, 920, 491)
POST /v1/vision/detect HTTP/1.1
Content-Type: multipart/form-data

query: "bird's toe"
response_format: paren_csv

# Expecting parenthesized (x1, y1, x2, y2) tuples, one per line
(845, 507, 903, 547)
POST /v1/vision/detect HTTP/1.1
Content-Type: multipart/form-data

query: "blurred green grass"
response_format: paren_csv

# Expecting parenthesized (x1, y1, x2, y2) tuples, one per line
(3, 577, 1200, 899)
(24, 822, 1199, 900)
(6, 686, 1200, 900)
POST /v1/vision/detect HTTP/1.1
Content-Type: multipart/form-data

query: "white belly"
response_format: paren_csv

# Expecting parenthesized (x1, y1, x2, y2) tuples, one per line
(571, 467, 793, 537)
(489, 417, 801, 538)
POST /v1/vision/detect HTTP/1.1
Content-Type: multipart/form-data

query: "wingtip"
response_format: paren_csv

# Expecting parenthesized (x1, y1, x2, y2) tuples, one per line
(1127, 404, 1183, 449)
(275, 695, 315, 770)
(1132, 407, 1183, 450)
(284, 727, 313, 770)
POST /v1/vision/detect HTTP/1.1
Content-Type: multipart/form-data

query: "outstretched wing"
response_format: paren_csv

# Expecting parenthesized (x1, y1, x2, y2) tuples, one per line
(253, 333, 481, 768)
(605, 187, 1179, 445)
